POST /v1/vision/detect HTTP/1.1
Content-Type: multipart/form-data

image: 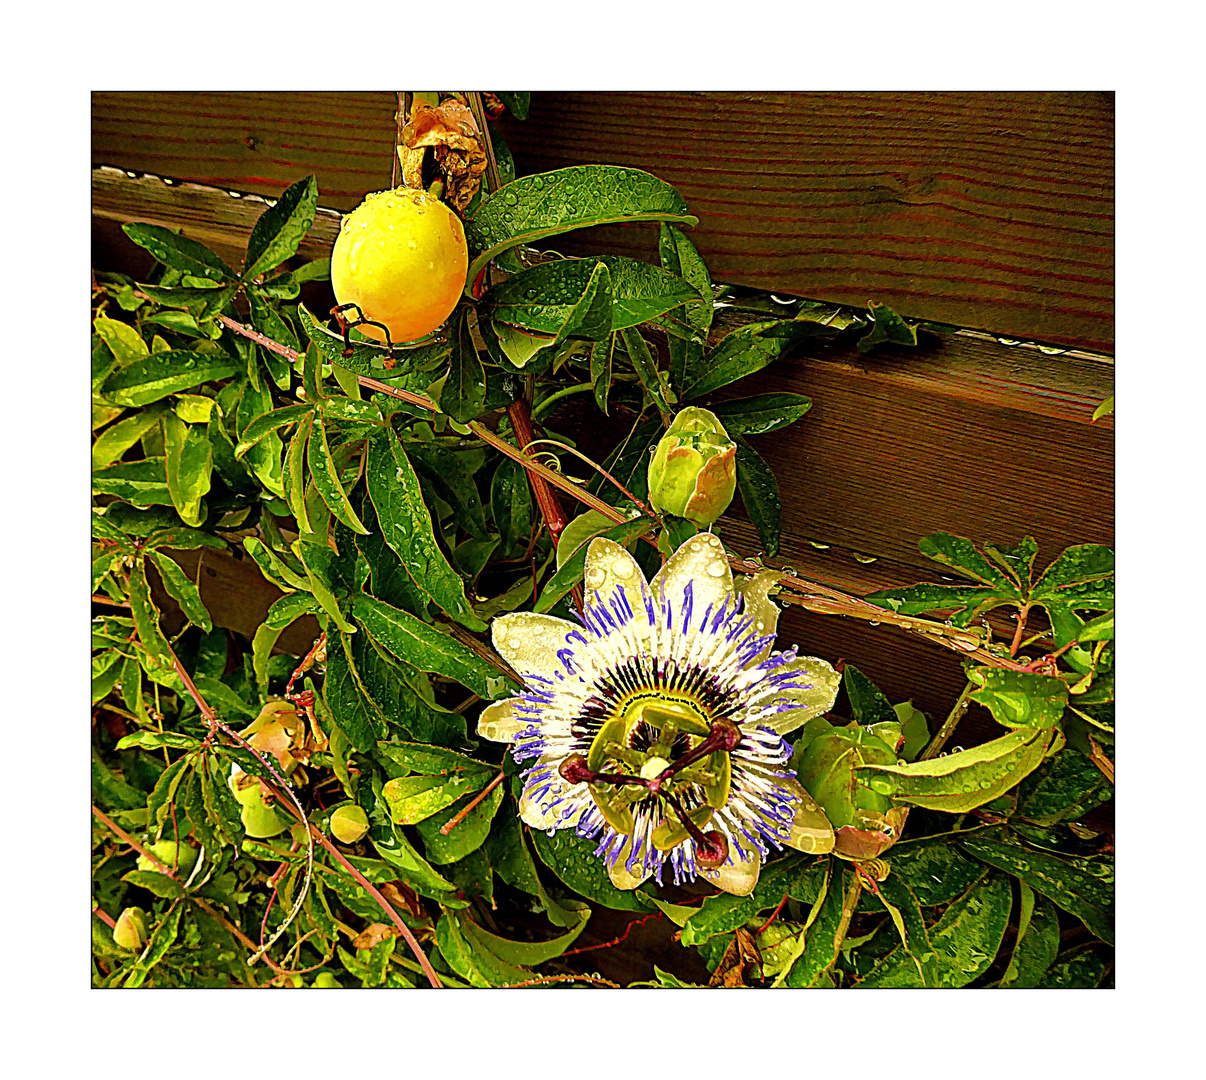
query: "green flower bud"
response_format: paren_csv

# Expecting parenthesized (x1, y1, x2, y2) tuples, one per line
(112, 906, 148, 951)
(647, 407, 737, 527)
(329, 804, 370, 844)
(136, 839, 198, 877)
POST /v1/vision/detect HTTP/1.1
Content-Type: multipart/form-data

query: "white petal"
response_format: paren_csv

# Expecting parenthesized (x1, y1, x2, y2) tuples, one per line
(700, 844, 761, 896)
(517, 762, 587, 832)
(759, 655, 841, 735)
(735, 570, 782, 665)
(476, 699, 525, 743)
(780, 778, 836, 855)
(583, 537, 648, 600)
(491, 612, 580, 680)
(606, 834, 654, 890)
(650, 531, 734, 632)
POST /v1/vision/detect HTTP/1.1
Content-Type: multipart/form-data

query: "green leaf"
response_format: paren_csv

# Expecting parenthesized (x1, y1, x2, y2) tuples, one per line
(733, 435, 782, 556)
(1016, 748, 1112, 826)
(123, 223, 234, 282)
(383, 771, 493, 825)
(308, 413, 368, 534)
(127, 556, 173, 661)
(682, 320, 829, 400)
(234, 404, 312, 458)
(1036, 946, 1110, 988)
(967, 668, 1069, 729)
(529, 827, 653, 912)
(679, 892, 759, 947)
(146, 551, 211, 631)
(441, 308, 488, 423)
(147, 757, 192, 841)
(122, 869, 187, 899)
(490, 457, 533, 553)
(857, 726, 1054, 813)
(91, 651, 125, 705)
(460, 904, 589, 967)
(161, 413, 212, 527)
(1091, 395, 1114, 422)
(918, 532, 1021, 591)
(658, 223, 712, 332)
(91, 405, 167, 470)
(414, 783, 503, 864)
(620, 327, 672, 414)
(709, 393, 813, 436)
(322, 631, 387, 752)
(590, 334, 614, 414)
(296, 540, 355, 633)
(91, 747, 144, 810)
(959, 829, 1113, 944)
(243, 537, 308, 592)
(534, 517, 655, 613)
(858, 871, 1012, 988)
(843, 665, 897, 727)
(115, 730, 203, 752)
(588, 414, 662, 505)
(857, 301, 919, 353)
(143, 526, 226, 552)
(137, 283, 236, 318)
(298, 303, 451, 381)
(480, 260, 616, 342)
(365, 429, 486, 629)
(122, 903, 184, 988)
(436, 910, 530, 987)
(466, 166, 698, 284)
(404, 440, 490, 540)
(999, 890, 1061, 988)
(236, 381, 286, 498)
(102, 352, 241, 408)
(785, 864, 849, 987)
(244, 175, 319, 280)
(94, 317, 149, 366)
(369, 822, 460, 902)
(352, 594, 512, 698)
(872, 872, 943, 987)
(497, 92, 530, 119)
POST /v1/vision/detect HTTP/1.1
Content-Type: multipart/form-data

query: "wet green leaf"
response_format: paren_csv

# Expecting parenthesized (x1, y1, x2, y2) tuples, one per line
(491, 457, 533, 553)
(441, 308, 487, 423)
(887, 835, 985, 907)
(843, 665, 897, 727)
(123, 223, 234, 282)
(529, 827, 653, 912)
(620, 327, 672, 414)
(858, 871, 1011, 988)
(92, 405, 168, 469)
(857, 302, 919, 352)
(94, 317, 149, 366)
(127, 556, 173, 662)
(243, 537, 308, 592)
(404, 439, 489, 540)
(967, 668, 1068, 729)
(243, 175, 318, 280)
(681, 320, 830, 400)
(708, 393, 812, 436)
(161, 413, 212, 527)
(92, 458, 173, 508)
(299, 303, 450, 381)
(365, 429, 486, 629)
(857, 726, 1053, 813)
(102, 351, 240, 408)
(959, 829, 1113, 944)
(590, 334, 615, 414)
(733, 435, 782, 556)
(146, 550, 211, 631)
(308, 413, 368, 534)
(353, 593, 511, 698)
(1016, 748, 1112, 826)
(466, 165, 698, 284)
(1036, 946, 1110, 987)
(122, 902, 184, 988)
(322, 631, 387, 753)
(415, 783, 503, 864)
(999, 888, 1060, 988)
(234, 404, 311, 458)
(369, 822, 460, 902)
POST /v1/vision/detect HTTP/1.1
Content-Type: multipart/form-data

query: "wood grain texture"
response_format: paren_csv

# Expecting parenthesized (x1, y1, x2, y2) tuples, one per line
(92, 91, 1113, 350)
(494, 92, 1114, 352)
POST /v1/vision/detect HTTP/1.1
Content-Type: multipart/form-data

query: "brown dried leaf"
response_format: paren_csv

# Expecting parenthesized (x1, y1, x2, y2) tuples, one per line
(379, 880, 424, 920)
(400, 101, 487, 214)
(708, 926, 762, 988)
(352, 922, 398, 950)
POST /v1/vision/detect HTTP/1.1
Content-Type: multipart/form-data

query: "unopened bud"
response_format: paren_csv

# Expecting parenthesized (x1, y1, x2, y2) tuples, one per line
(647, 407, 737, 527)
(330, 804, 370, 844)
(112, 906, 148, 951)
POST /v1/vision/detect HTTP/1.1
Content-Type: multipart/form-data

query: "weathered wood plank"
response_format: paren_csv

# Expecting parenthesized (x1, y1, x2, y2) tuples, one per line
(495, 92, 1114, 352)
(92, 91, 1113, 350)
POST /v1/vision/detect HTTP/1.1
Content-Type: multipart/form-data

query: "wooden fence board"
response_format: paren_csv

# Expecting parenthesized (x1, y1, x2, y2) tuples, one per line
(92, 91, 1113, 350)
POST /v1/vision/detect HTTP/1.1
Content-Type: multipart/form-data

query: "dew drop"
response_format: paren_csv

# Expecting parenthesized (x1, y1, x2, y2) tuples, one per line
(707, 562, 727, 577)
(504, 191, 518, 205)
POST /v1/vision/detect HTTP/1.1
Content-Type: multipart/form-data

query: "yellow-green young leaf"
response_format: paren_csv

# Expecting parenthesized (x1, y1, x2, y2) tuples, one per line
(236, 382, 287, 499)
(161, 413, 212, 527)
(1091, 394, 1114, 422)
(94, 317, 149, 366)
(234, 404, 312, 458)
(243, 537, 309, 592)
(352, 594, 514, 698)
(147, 551, 211, 632)
(284, 412, 313, 533)
(857, 726, 1054, 813)
(364, 429, 486, 630)
(296, 541, 355, 634)
(465, 165, 698, 286)
(174, 395, 215, 424)
(91, 404, 168, 469)
(308, 413, 368, 534)
(383, 772, 493, 825)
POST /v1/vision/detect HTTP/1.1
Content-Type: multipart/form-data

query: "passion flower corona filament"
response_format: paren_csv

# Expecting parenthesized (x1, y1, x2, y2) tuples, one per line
(478, 533, 840, 895)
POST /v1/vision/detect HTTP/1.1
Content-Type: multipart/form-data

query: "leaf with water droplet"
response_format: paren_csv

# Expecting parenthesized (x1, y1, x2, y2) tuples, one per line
(101, 351, 240, 408)
(733, 435, 782, 557)
(465, 165, 697, 285)
(680, 320, 835, 400)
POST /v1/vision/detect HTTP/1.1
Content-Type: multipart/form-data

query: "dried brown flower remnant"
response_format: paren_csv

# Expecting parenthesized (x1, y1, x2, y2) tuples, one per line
(481, 92, 506, 119)
(708, 927, 762, 987)
(399, 100, 487, 213)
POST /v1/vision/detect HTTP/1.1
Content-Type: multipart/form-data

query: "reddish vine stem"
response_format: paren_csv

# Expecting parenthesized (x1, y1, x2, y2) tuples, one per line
(755, 893, 790, 936)
(92, 905, 117, 930)
(92, 805, 179, 880)
(440, 771, 505, 835)
(561, 911, 663, 958)
(508, 398, 570, 546)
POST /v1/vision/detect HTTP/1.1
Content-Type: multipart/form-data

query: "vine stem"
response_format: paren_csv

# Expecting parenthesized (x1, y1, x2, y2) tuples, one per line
(508, 398, 569, 546)
(919, 680, 976, 762)
(439, 770, 504, 835)
(214, 315, 1045, 674)
(561, 911, 663, 958)
(92, 905, 118, 930)
(501, 973, 620, 989)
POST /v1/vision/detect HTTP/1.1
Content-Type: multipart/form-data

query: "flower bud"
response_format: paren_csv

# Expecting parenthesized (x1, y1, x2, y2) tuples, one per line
(329, 804, 370, 844)
(112, 906, 148, 951)
(647, 407, 737, 526)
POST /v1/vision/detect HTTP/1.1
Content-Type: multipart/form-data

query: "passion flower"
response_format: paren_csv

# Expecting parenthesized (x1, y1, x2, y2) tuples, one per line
(477, 533, 840, 896)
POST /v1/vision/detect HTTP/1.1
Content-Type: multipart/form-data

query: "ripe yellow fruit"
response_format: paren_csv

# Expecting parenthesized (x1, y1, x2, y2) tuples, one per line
(330, 187, 468, 344)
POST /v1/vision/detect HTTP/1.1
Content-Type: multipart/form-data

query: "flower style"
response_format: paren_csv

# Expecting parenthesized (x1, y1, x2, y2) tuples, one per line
(478, 533, 841, 896)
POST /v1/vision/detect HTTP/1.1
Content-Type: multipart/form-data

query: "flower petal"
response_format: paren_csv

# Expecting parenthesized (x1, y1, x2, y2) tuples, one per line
(491, 612, 580, 679)
(759, 655, 841, 735)
(735, 570, 782, 665)
(518, 761, 588, 832)
(650, 531, 733, 630)
(476, 698, 525, 743)
(700, 844, 762, 896)
(606, 834, 653, 890)
(780, 778, 836, 855)
(583, 537, 648, 600)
